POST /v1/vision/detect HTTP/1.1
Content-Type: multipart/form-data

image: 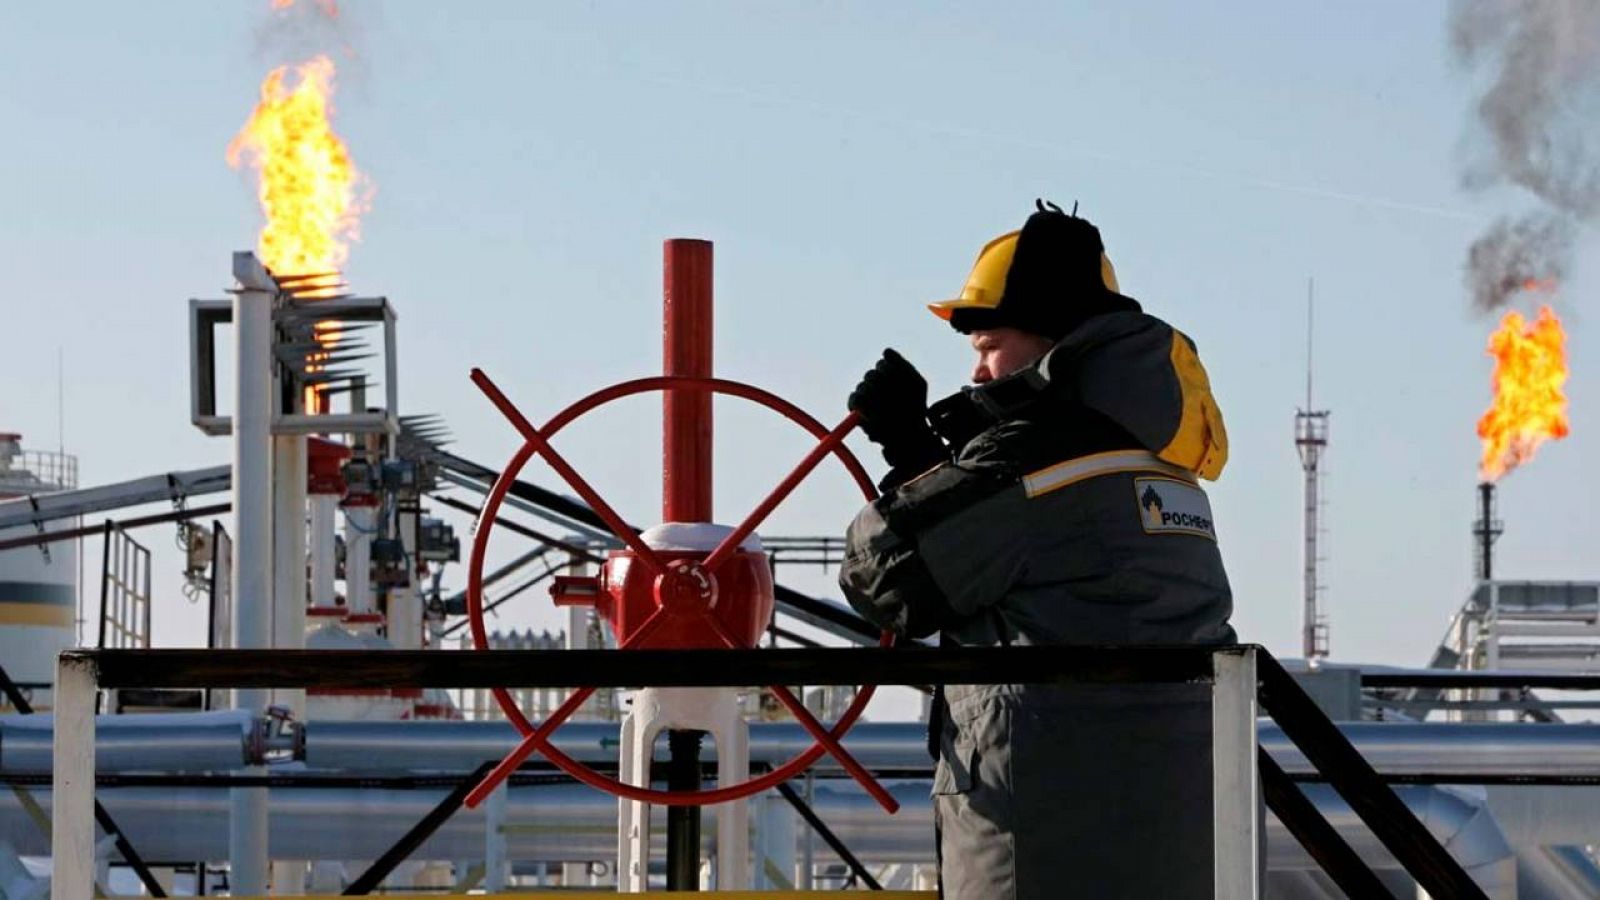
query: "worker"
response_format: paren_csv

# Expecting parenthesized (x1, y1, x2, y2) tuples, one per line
(839, 201, 1236, 899)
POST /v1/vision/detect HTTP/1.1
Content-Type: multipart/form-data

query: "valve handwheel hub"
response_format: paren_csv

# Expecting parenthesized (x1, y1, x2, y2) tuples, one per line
(655, 559, 718, 613)
(595, 530, 772, 648)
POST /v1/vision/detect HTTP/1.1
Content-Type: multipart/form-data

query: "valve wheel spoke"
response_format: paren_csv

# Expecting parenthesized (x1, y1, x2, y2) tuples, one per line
(471, 368, 666, 576)
(768, 684, 899, 813)
(466, 608, 670, 808)
(702, 411, 862, 575)
(704, 616, 741, 650)
(465, 684, 597, 808)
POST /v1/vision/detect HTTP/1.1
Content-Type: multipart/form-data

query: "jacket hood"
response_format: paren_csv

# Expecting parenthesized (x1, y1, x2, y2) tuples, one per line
(1038, 310, 1229, 479)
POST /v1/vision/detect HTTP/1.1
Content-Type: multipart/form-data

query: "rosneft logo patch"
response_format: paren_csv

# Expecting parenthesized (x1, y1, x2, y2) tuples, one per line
(1135, 477, 1216, 540)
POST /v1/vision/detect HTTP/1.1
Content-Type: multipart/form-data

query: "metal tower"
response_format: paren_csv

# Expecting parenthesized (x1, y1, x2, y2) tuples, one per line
(1295, 281, 1330, 660)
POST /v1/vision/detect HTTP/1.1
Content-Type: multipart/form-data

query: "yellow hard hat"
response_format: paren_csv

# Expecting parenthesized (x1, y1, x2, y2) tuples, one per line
(929, 231, 1120, 322)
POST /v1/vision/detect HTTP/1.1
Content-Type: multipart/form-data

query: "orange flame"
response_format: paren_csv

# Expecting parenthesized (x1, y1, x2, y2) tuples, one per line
(228, 54, 366, 409)
(226, 55, 364, 288)
(1477, 304, 1570, 481)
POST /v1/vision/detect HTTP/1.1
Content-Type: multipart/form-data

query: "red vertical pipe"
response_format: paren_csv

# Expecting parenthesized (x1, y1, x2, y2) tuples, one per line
(663, 239, 714, 522)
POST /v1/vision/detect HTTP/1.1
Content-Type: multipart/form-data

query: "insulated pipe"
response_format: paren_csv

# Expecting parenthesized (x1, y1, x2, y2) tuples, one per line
(0, 710, 261, 773)
(1260, 722, 1600, 778)
(1266, 784, 1517, 899)
(230, 250, 274, 897)
(1513, 845, 1600, 898)
(1482, 785, 1600, 847)
(308, 495, 337, 607)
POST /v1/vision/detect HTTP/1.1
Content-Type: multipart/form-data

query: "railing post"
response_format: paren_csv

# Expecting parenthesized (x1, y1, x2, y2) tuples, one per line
(1212, 646, 1259, 899)
(52, 652, 98, 898)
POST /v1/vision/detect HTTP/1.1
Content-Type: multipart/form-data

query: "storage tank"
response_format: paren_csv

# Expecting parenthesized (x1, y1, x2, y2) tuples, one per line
(0, 433, 79, 712)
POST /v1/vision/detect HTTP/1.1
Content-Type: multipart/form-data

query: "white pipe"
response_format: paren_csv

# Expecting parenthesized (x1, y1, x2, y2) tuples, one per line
(272, 434, 307, 717)
(344, 505, 375, 616)
(230, 251, 274, 896)
(309, 495, 337, 608)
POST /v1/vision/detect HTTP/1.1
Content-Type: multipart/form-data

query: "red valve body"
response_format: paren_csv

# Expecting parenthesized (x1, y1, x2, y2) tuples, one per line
(601, 547, 773, 649)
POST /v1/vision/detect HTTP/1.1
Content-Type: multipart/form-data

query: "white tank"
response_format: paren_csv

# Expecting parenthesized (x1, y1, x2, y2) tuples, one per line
(0, 433, 79, 713)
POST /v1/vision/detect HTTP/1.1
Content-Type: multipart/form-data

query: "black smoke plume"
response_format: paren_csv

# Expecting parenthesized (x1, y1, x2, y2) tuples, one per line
(1451, 0, 1600, 311)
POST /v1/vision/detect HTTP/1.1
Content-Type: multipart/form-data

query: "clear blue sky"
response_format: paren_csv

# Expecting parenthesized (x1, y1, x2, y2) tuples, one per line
(1, 2, 1593, 668)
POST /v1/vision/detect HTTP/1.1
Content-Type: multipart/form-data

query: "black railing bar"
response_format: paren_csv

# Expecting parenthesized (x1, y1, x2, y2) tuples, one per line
(75, 645, 1228, 691)
(1284, 772, 1600, 786)
(1259, 748, 1397, 899)
(1368, 698, 1600, 710)
(766, 626, 933, 695)
(775, 780, 883, 891)
(1259, 654, 1490, 900)
(1363, 672, 1600, 690)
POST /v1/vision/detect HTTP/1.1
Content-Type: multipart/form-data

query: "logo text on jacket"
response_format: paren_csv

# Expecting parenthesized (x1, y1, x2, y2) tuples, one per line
(1134, 477, 1216, 540)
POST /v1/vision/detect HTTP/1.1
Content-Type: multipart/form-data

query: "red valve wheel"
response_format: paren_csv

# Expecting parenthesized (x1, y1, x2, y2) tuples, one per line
(464, 370, 898, 811)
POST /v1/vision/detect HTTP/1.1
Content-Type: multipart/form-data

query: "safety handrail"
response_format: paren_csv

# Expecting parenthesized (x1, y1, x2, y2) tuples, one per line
(1256, 653, 1489, 899)
(48, 644, 1489, 898)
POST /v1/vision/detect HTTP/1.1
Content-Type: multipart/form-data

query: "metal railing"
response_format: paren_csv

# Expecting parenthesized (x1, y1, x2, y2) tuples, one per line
(0, 449, 78, 492)
(48, 644, 1489, 898)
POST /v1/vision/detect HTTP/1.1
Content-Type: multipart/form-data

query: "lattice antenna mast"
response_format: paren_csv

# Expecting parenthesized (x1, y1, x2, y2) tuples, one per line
(1295, 279, 1331, 660)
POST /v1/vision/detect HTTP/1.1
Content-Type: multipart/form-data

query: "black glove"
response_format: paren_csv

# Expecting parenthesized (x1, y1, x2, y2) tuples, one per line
(848, 349, 947, 483)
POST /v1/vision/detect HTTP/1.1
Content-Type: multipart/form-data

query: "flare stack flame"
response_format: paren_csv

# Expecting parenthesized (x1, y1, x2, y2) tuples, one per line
(226, 55, 364, 293)
(1477, 303, 1570, 481)
(230, 0, 365, 412)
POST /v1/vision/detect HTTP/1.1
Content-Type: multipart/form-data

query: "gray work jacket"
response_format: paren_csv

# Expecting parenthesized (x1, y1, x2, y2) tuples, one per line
(839, 312, 1235, 899)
